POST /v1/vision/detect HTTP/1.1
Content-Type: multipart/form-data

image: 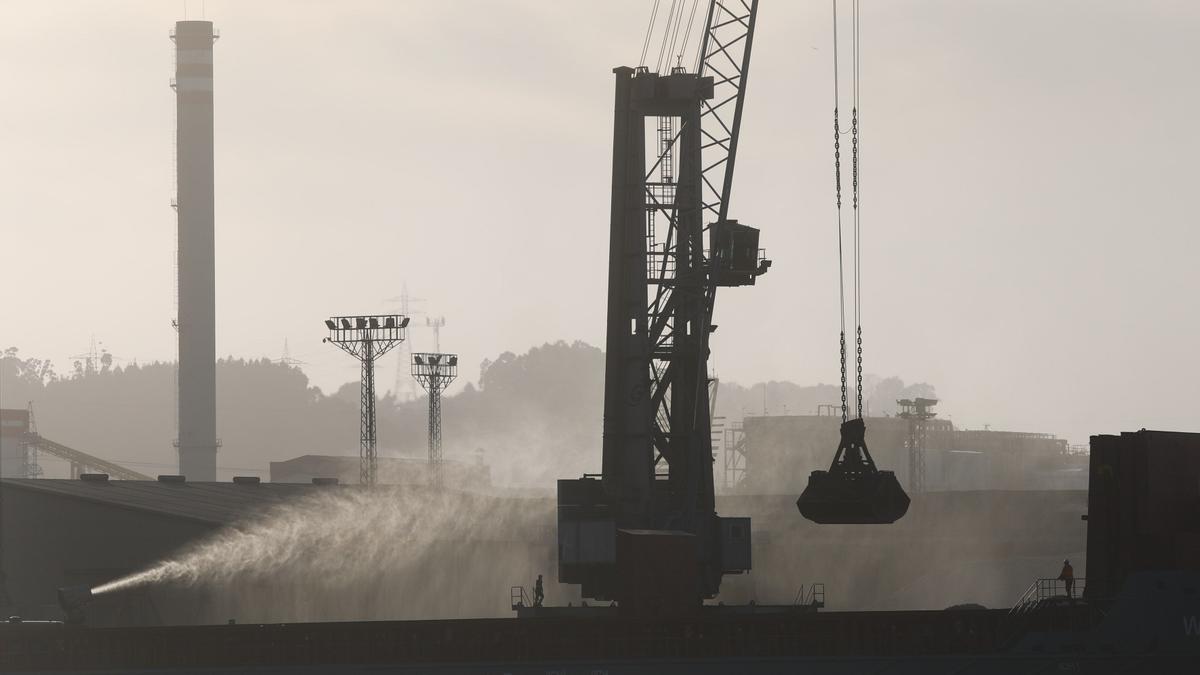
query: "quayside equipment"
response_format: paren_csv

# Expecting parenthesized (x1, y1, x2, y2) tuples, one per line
(557, 0, 769, 605)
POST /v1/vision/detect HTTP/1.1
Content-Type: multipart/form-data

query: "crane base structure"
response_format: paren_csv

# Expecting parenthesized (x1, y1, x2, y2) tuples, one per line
(558, 477, 751, 607)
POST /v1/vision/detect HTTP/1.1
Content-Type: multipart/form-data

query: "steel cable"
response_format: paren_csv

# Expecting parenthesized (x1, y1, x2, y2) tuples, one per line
(640, 0, 663, 67)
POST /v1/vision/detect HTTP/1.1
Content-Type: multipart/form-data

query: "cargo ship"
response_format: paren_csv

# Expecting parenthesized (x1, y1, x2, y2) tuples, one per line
(2, 429, 1197, 673)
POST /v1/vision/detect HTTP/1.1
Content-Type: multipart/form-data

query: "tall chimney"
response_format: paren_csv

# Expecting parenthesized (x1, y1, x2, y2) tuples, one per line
(173, 21, 218, 481)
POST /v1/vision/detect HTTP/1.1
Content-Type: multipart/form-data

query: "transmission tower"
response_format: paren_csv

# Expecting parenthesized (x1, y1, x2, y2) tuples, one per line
(386, 284, 426, 400)
(898, 397, 938, 493)
(426, 316, 446, 351)
(412, 352, 457, 486)
(275, 338, 307, 368)
(69, 336, 122, 376)
(323, 315, 409, 485)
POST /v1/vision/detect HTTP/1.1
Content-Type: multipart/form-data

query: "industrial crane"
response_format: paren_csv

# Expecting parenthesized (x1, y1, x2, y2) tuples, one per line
(557, 0, 768, 606)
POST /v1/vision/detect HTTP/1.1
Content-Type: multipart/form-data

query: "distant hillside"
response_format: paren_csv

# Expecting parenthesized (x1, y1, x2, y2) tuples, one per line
(0, 342, 604, 486)
(714, 376, 937, 420)
(1, 343, 931, 487)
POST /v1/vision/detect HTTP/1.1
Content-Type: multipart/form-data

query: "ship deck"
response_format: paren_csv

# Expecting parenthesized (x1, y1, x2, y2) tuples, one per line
(1, 604, 1099, 673)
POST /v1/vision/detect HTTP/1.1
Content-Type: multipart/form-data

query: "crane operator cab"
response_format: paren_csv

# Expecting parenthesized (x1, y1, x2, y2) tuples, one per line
(711, 219, 771, 287)
(796, 417, 910, 524)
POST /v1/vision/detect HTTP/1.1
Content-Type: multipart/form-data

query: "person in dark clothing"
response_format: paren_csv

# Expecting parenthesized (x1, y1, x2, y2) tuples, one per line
(1058, 559, 1075, 599)
(534, 574, 545, 607)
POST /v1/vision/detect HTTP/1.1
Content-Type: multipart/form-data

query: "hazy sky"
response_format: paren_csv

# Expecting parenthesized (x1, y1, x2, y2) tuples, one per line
(2, 1, 1197, 444)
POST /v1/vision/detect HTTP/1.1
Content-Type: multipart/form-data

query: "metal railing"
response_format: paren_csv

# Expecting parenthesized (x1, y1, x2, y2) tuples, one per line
(793, 583, 826, 609)
(510, 585, 532, 611)
(648, 248, 678, 279)
(1010, 577, 1086, 617)
(645, 182, 678, 208)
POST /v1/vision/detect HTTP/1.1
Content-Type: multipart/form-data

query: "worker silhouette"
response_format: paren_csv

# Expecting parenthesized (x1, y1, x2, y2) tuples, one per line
(1058, 559, 1075, 600)
(534, 574, 545, 608)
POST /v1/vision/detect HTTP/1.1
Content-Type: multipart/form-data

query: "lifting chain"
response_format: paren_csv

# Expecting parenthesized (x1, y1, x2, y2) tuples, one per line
(834, 109, 842, 209)
(852, 106, 862, 418)
(840, 332, 848, 423)
(851, 108, 859, 211)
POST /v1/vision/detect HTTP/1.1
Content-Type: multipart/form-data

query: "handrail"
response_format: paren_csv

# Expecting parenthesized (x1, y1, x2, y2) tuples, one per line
(510, 585, 532, 611)
(793, 583, 826, 609)
(1009, 579, 1040, 616)
(1010, 577, 1085, 617)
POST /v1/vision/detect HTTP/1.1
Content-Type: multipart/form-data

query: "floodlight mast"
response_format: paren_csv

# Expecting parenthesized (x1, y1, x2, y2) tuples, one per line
(323, 315, 409, 485)
(412, 352, 458, 486)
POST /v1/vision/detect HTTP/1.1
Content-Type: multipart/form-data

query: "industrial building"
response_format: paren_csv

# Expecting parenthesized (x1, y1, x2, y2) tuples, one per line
(269, 454, 489, 488)
(0, 408, 151, 481)
(0, 408, 32, 479)
(729, 414, 1087, 494)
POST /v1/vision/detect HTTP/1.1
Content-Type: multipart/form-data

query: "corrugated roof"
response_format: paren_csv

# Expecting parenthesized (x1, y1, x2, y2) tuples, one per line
(0, 478, 354, 525)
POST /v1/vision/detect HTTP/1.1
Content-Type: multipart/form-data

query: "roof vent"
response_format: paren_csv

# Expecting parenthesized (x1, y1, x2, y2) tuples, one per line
(157, 474, 186, 484)
(311, 477, 339, 486)
(79, 473, 109, 482)
(232, 476, 261, 485)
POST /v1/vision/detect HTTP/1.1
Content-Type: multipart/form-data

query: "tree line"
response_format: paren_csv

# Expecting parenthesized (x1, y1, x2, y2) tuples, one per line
(1, 342, 932, 487)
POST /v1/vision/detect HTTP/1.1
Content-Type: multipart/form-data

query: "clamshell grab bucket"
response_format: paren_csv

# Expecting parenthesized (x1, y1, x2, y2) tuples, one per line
(796, 418, 911, 524)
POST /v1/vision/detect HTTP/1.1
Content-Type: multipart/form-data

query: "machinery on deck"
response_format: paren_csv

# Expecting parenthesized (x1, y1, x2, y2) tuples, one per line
(56, 585, 92, 625)
(557, 0, 768, 605)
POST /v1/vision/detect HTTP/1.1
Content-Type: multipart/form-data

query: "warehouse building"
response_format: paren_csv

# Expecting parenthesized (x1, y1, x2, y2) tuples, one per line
(732, 414, 1087, 494)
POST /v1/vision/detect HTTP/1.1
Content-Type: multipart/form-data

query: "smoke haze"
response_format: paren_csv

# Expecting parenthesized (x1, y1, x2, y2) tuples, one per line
(2, 342, 942, 487)
(2, 1, 1198, 446)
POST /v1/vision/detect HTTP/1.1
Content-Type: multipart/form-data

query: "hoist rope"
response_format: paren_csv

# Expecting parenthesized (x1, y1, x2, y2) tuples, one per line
(639, 0, 662, 67)
(832, 0, 848, 423)
(852, 0, 863, 419)
(642, 0, 707, 74)
(656, 0, 679, 73)
(667, 0, 688, 69)
(834, 0, 865, 421)
(677, 0, 703, 69)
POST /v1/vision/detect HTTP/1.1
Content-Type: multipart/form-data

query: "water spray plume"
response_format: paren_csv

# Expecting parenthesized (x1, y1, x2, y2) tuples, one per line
(89, 486, 545, 619)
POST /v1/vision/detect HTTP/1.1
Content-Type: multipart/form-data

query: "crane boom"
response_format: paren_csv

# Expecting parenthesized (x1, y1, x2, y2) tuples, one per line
(698, 0, 759, 222)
